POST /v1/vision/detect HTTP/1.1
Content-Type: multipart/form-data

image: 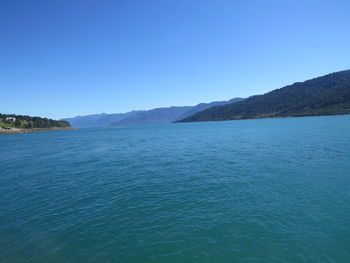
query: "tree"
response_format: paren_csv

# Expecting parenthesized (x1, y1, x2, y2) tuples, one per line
(15, 119, 21, 127)
(24, 122, 33, 129)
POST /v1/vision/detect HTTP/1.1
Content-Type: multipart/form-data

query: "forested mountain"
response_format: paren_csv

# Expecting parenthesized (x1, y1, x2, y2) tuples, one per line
(178, 70, 350, 123)
(62, 98, 244, 128)
(0, 114, 71, 129)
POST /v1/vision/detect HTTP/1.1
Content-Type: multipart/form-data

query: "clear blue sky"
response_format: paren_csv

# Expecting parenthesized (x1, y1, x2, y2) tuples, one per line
(1, 0, 349, 119)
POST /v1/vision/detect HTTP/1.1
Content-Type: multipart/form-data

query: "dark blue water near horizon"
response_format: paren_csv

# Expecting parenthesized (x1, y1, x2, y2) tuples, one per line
(1, 115, 350, 262)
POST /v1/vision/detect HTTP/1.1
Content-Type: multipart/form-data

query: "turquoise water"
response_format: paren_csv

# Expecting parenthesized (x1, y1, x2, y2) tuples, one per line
(1, 115, 350, 263)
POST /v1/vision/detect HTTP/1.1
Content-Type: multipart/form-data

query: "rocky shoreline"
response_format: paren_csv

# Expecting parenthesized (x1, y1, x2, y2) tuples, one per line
(0, 127, 77, 135)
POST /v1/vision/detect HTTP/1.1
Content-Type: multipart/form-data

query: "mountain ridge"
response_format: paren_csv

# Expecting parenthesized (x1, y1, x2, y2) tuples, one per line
(62, 98, 244, 128)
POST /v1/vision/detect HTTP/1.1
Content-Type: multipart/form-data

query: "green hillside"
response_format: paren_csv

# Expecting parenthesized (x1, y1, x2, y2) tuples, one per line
(0, 114, 71, 129)
(178, 69, 350, 122)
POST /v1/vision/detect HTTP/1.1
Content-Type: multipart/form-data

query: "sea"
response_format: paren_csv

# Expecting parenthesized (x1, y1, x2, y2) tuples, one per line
(1, 115, 350, 263)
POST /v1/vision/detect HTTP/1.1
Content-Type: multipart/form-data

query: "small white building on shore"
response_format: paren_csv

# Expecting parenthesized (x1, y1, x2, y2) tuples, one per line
(5, 117, 16, 122)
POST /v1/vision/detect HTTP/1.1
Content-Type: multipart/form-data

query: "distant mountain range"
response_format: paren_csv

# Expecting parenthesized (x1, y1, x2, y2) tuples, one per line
(62, 98, 244, 128)
(63, 69, 350, 127)
(178, 69, 350, 122)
